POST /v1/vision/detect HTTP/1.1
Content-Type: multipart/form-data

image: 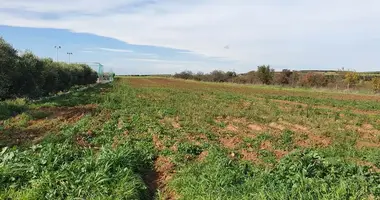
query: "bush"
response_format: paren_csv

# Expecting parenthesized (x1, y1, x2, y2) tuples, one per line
(0, 38, 98, 100)
(275, 69, 292, 85)
(372, 77, 380, 93)
(345, 71, 359, 89)
(299, 73, 328, 87)
(257, 65, 274, 85)
(174, 71, 193, 80)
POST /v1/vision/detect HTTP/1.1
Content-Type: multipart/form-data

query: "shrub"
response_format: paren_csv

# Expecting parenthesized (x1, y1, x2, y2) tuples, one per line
(209, 70, 227, 82)
(174, 71, 193, 80)
(0, 38, 98, 100)
(344, 71, 359, 89)
(299, 72, 328, 87)
(372, 77, 380, 93)
(275, 69, 292, 85)
(257, 65, 274, 85)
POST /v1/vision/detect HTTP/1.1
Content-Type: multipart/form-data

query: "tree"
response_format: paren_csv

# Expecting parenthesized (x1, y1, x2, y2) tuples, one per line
(299, 73, 328, 87)
(344, 71, 359, 89)
(174, 71, 193, 80)
(372, 77, 380, 93)
(276, 69, 292, 85)
(0, 38, 18, 99)
(256, 65, 274, 85)
(210, 70, 227, 82)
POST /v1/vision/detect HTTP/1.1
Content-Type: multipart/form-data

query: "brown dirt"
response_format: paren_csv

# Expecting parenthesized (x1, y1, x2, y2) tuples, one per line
(274, 149, 289, 160)
(240, 149, 260, 163)
(362, 123, 374, 130)
(226, 124, 238, 132)
(268, 122, 286, 131)
(241, 101, 251, 109)
(170, 144, 178, 152)
(197, 151, 209, 161)
(356, 141, 380, 149)
(219, 136, 242, 149)
(0, 104, 97, 147)
(153, 134, 165, 150)
(296, 133, 331, 148)
(346, 124, 380, 140)
(248, 124, 264, 131)
(38, 104, 97, 122)
(143, 156, 178, 200)
(278, 120, 309, 133)
(260, 140, 273, 150)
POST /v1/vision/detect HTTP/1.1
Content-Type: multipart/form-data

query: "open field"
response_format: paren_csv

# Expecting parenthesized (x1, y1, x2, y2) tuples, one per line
(1, 77, 380, 199)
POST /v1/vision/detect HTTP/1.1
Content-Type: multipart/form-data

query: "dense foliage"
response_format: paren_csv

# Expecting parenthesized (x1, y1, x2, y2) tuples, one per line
(172, 149, 380, 199)
(0, 38, 97, 100)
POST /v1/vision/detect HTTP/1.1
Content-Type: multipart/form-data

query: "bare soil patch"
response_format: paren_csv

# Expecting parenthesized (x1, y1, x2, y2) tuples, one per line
(240, 149, 260, 163)
(248, 124, 264, 131)
(143, 155, 177, 200)
(197, 151, 209, 161)
(219, 136, 242, 149)
(268, 122, 286, 131)
(153, 134, 165, 150)
(356, 141, 380, 149)
(295, 133, 331, 148)
(226, 124, 238, 132)
(0, 104, 97, 147)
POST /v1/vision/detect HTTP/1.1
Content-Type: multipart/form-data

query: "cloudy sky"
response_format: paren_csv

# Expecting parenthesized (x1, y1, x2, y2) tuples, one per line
(1, 0, 379, 74)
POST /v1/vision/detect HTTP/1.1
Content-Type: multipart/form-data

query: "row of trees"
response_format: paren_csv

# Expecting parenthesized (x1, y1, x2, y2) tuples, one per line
(174, 65, 380, 92)
(0, 38, 98, 100)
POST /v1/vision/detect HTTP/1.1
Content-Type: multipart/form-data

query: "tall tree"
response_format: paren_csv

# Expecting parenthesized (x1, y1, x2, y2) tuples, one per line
(256, 65, 274, 85)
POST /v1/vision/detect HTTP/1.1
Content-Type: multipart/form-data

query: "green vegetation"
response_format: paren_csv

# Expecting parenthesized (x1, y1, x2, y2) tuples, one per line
(174, 67, 380, 93)
(0, 38, 97, 100)
(1, 77, 380, 199)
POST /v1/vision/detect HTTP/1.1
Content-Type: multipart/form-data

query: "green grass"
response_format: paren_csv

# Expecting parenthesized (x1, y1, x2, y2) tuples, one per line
(1, 77, 380, 199)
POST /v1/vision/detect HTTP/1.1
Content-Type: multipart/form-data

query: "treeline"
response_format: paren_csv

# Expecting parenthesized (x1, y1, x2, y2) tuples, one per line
(0, 38, 98, 100)
(174, 65, 380, 92)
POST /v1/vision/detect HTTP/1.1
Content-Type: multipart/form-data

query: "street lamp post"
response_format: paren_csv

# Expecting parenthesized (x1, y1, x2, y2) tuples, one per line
(67, 52, 73, 63)
(54, 46, 61, 62)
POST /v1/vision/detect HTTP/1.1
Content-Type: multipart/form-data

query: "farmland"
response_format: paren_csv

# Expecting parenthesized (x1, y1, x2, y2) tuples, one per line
(1, 77, 380, 199)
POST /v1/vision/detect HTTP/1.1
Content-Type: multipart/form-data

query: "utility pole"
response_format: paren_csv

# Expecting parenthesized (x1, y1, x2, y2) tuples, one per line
(54, 46, 61, 62)
(67, 52, 73, 63)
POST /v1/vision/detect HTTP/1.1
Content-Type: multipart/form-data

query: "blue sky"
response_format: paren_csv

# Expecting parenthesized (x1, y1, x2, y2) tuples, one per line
(1, 0, 380, 74)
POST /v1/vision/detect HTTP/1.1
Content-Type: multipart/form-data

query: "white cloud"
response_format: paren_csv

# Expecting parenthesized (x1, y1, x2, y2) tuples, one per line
(1, 0, 380, 70)
(80, 50, 94, 53)
(96, 47, 133, 53)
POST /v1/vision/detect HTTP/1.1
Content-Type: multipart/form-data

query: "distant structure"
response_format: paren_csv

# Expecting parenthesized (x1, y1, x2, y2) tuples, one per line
(76, 62, 114, 83)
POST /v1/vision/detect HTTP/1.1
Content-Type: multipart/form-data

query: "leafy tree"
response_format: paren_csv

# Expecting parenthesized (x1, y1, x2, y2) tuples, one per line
(0, 38, 18, 99)
(372, 77, 380, 93)
(256, 65, 274, 85)
(344, 71, 359, 89)
(13, 51, 45, 98)
(0, 38, 98, 99)
(210, 70, 227, 82)
(174, 71, 193, 80)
